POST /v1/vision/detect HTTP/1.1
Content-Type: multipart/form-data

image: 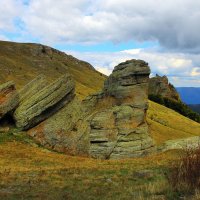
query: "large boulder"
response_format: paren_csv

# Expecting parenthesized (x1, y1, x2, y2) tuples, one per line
(14, 74, 75, 130)
(0, 81, 19, 119)
(28, 59, 155, 159)
(84, 59, 155, 159)
(149, 74, 180, 101)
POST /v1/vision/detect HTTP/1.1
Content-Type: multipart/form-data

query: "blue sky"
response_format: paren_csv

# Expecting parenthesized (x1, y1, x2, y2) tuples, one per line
(0, 0, 200, 87)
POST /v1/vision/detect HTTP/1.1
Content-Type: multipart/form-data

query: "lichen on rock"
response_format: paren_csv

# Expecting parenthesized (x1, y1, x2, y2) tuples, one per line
(8, 59, 155, 160)
(84, 59, 155, 159)
(149, 74, 180, 101)
(14, 74, 75, 130)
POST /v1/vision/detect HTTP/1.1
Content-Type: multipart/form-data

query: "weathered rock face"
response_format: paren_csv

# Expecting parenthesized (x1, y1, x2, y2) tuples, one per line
(84, 59, 155, 159)
(18, 74, 48, 104)
(14, 74, 75, 130)
(149, 75, 180, 101)
(28, 97, 90, 156)
(0, 81, 19, 119)
(22, 59, 154, 159)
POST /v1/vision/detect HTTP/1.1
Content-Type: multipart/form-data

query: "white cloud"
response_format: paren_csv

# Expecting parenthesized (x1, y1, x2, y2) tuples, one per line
(66, 48, 200, 87)
(0, 0, 199, 87)
(19, 0, 200, 52)
(0, 0, 24, 31)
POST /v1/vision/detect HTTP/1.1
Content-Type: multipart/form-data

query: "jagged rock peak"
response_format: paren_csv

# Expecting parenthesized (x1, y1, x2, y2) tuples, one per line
(149, 74, 180, 101)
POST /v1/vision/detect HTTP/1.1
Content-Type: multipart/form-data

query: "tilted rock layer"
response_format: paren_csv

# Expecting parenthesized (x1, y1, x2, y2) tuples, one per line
(0, 81, 19, 119)
(14, 74, 75, 130)
(0, 59, 154, 159)
(149, 75, 180, 101)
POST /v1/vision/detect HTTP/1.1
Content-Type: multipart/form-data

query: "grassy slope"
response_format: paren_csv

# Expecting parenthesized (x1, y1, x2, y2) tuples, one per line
(0, 41, 105, 99)
(0, 133, 178, 199)
(0, 40, 199, 143)
(147, 101, 200, 145)
(0, 40, 200, 199)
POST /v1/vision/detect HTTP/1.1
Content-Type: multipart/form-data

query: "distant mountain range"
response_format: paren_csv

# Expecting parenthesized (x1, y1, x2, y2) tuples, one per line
(176, 87, 200, 104)
(176, 87, 200, 114)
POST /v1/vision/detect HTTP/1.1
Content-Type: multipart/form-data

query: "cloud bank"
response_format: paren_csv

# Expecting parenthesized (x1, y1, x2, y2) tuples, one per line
(0, 0, 200, 86)
(20, 0, 200, 53)
(67, 49, 200, 87)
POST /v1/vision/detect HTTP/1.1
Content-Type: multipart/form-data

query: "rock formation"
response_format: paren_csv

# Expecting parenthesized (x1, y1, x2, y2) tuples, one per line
(149, 74, 180, 101)
(14, 74, 75, 130)
(84, 59, 155, 159)
(0, 59, 155, 159)
(0, 81, 19, 119)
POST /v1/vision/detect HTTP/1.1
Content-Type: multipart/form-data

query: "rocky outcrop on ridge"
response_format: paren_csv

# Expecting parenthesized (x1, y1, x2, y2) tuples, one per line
(14, 74, 75, 130)
(0, 81, 19, 119)
(84, 59, 155, 159)
(149, 74, 180, 101)
(0, 59, 155, 159)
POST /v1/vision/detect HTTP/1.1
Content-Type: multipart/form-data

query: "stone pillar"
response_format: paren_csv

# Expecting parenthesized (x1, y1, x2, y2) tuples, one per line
(89, 59, 155, 159)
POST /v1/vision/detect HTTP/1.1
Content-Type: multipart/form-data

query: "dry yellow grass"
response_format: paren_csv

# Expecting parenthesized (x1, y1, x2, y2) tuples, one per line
(0, 138, 178, 199)
(1, 40, 200, 199)
(148, 101, 200, 145)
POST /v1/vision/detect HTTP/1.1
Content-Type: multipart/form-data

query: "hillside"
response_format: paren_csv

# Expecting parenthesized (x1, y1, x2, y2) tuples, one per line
(0, 40, 199, 146)
(1, 41, 200, 199)
(0, 41, 106, 99)
(188, 104, 200, 114)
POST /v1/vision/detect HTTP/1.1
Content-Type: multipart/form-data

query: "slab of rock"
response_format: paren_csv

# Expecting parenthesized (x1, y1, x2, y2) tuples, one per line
(18, 74, 48, 104)
(14, 74, 75, 130)
(0, 81, 19, 119)
(28, 97, 89, 156)
(84, 59, 155, 159)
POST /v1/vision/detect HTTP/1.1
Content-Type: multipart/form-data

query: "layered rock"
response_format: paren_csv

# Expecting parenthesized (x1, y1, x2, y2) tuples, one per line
(0, 81, 19, 119)
(18, 74, 48, 104)
(149, 75, 180, 101)
(14, 74, 75, 130)
(28, 97, 89, 156)
(84, 59, 155, 159)
(26, 59, 155, 159)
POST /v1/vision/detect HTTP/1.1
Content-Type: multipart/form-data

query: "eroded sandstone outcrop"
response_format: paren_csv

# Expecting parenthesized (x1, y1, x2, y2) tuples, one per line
(0, 81, 19, 119)
(14, 74, 75, 130)
(13, 59, 154, 159)
(28, 97, 89, 156)
(18, 74, 48, 104)
(149, 74, 180, 101)
(83, 59, 155, 159)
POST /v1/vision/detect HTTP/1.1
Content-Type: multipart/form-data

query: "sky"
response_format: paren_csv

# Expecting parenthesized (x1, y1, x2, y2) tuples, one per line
(0, 0, 200, 87)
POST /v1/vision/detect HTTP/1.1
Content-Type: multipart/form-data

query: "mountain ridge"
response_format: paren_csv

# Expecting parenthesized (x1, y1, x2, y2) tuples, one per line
(0, 40, 199, 150)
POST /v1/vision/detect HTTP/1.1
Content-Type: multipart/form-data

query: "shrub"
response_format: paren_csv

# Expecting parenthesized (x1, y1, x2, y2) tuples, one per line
(148, 94, 200, 123)
(167, 145, 200, 194)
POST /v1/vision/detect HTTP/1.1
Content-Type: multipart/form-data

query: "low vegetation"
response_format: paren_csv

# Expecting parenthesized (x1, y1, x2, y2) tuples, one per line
(149, 94, 200, 123)
(167, 144, 200, 198)
(0, 131, 182, 200)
